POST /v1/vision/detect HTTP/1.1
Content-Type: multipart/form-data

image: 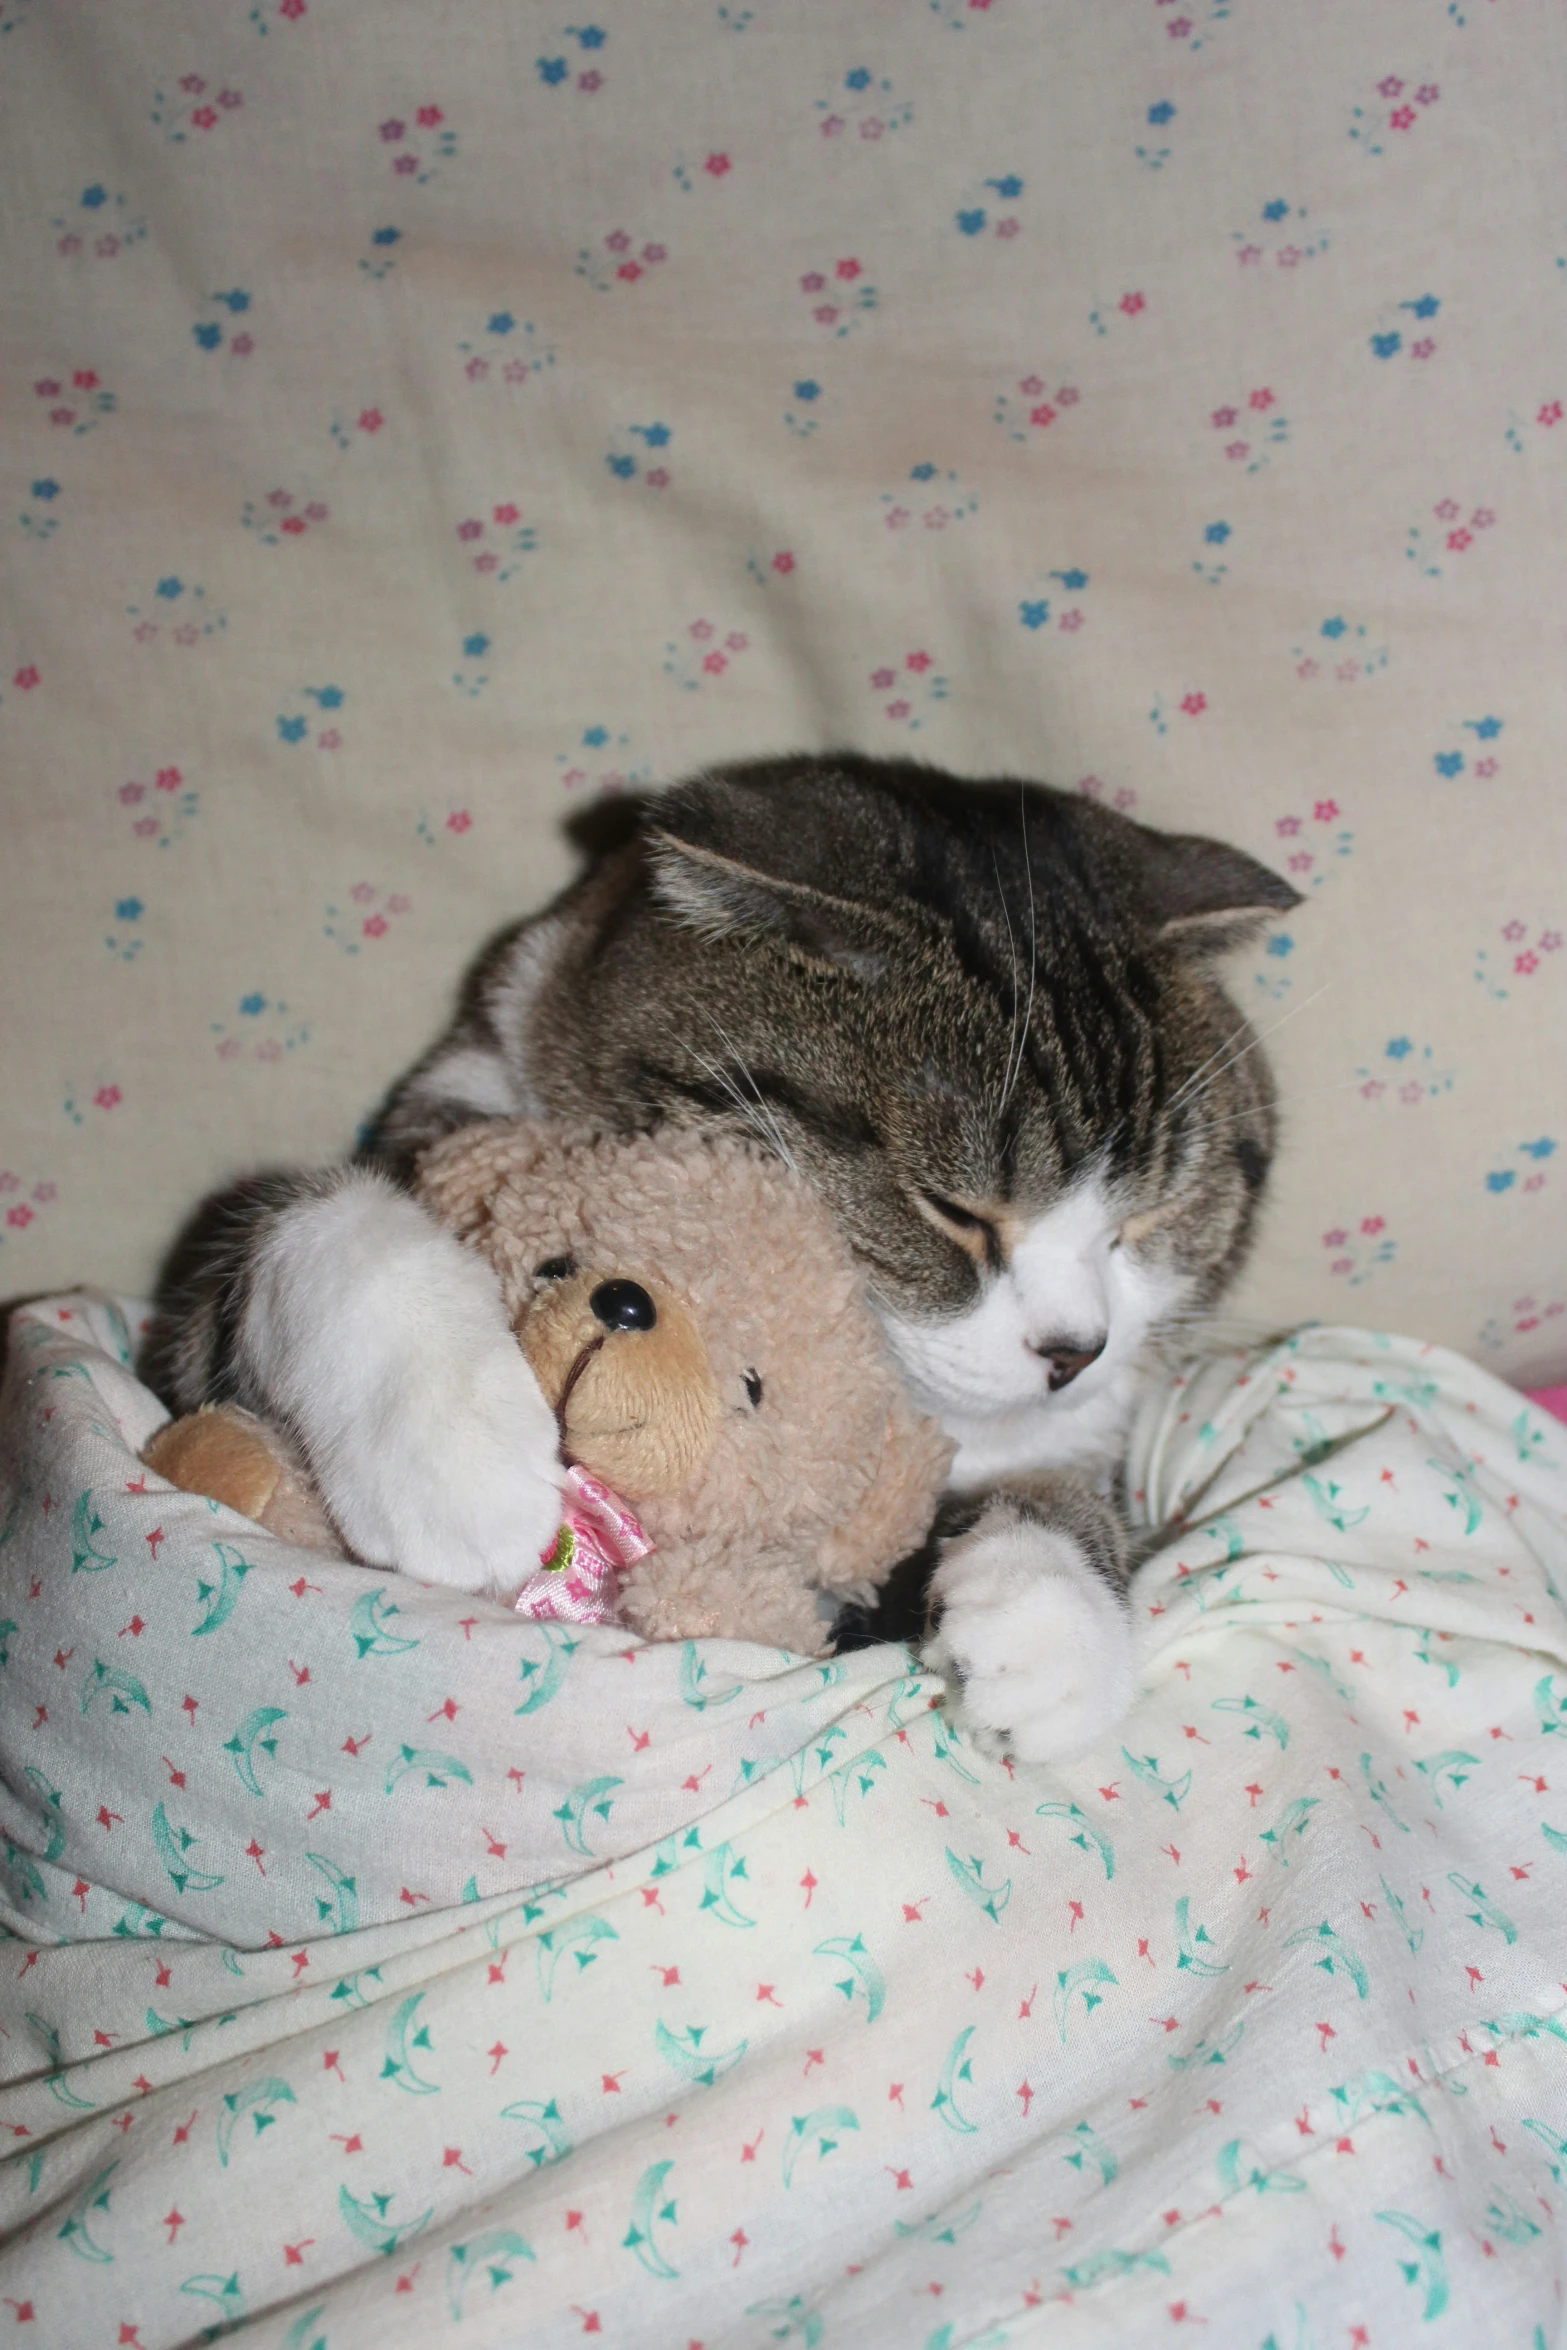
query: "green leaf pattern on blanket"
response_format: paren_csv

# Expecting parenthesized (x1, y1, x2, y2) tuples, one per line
(2, 1298, 1567, 2345)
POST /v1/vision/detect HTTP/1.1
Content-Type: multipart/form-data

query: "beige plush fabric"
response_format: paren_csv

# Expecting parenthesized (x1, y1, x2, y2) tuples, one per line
(2, 0, 1563, 1378)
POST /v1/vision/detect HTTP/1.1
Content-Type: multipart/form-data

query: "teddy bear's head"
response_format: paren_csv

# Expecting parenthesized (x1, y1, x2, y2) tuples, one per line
(416, 1121, 952, 1650)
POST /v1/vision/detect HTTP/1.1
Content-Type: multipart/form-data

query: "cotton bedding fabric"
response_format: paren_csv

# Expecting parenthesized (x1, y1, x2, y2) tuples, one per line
(2, 1299, 1566, 2347)
(2, 0, 1567, 1387)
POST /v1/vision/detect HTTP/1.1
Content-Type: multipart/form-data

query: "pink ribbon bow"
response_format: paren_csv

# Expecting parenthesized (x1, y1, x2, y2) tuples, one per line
(512, 1464, 654, 1626)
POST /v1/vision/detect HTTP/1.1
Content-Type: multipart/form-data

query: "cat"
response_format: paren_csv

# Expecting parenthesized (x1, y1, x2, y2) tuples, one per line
(146, 754, 1298, 1762)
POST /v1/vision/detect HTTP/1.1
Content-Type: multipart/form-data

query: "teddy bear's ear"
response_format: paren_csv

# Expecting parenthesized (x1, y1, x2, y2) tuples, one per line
(647, 832, 902, 983)
(812, 1397, 953, 1590)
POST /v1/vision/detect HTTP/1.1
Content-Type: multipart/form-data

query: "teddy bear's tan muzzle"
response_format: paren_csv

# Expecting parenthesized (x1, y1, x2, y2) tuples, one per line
(516, 1272, 719, 1497)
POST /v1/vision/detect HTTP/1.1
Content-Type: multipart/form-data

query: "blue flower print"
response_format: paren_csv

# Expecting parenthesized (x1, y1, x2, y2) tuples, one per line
(1052, 568, 1088, 592)
(155, 577, 183, 600)
(606, 453, 635, 478)
(634, 422, 671, 449)
(1320, 617, 1347, 639)
(985, 174, 1024, 199)
(1523, 1138, 1557, 1160)
(1204, 521, 1231, 544)
(1019, 600, 1050, 630)
(909, 462, 938, 481)
(193, 322, 222, 350)
(80, 184, 107, 209)
(277, 716, 308, 744)
(239, 993, 267, 1017)
(1486, 1170, 1515, 1193)
(488, 312, 515, 335)
(372, 227, 400, 248)
(1464, 715, 1502, 740)
(31, 480, 59, 501)
(845, 67, 873, 91)
(537, 56, 568, 85)
(1262, 198, 1289, 221)
(463, 633, 490, 659)
(956, 209, 986, 236)
(1146, 102, 1175, 126)
(1385, 1038, 1412, 1060)
(115, 898, 143, 923)
(1265, 934, 1294, 960)
(307, 685, 345, 710)
(1433, 751, 1464, 778)
(1403, 293, 1440, 320)
(582, 726, 609, 748)
(572, 24, 606, 47)
(1370, 332, 1402, 360)
(793, 380, 820, 404)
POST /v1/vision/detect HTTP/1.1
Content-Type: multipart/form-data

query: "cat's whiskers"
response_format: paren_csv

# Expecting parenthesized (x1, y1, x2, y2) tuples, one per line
(691, 1011, 800, 1174)
(998, 787, 1038, 1115)
(1168, 983, 1331, 1120)
(991, 846, 1023, 1118)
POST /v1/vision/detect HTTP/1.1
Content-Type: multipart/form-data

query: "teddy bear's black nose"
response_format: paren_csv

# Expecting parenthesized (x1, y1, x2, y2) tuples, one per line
(590, 1279, 658, 1332)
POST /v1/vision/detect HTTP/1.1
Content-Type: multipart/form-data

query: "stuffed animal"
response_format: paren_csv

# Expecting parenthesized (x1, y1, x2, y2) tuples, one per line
(143, 1123, 952, 1655)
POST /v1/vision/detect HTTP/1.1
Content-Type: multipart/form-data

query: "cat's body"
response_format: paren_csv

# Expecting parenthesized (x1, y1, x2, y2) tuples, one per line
(148, 756, 1298, 1761)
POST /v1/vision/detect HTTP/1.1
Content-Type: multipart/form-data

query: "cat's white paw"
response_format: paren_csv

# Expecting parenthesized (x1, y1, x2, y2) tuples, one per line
(329, 1333, 564, 1597)
(245, 1168, 564, 1599)
(924, 1516, 1136, 1765)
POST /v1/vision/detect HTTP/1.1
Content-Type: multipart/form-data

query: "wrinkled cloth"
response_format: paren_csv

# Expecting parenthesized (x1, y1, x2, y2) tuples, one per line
(1, 1297, 1566, 2347)
(514, 1465, 655, 1627)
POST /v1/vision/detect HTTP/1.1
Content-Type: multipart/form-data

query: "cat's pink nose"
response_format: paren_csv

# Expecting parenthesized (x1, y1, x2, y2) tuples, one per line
(1033, 1333, 1106, 1391)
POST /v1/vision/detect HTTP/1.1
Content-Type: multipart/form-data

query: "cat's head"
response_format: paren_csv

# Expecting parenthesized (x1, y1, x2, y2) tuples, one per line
(571, 756, 1299, 1432)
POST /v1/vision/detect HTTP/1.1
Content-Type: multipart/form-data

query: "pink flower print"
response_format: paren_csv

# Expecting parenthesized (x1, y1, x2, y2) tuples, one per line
(417, 105, 444, 127)
(1335, 661, 1360, 683)
(1313, 799, 1340, 823)
(133, 623, 157, 645)
(280, 0, 307, 18)
(446, 810, 472, 833)
(836, 258, 862, 281)
(255, 1038, 282, 1064)
(561, 767, 587, 791)
(1389, 106, 1417, 130)
(578, 70, 602, 92)
(1030, 404, 1056, 428)
(363, 915, 388, 939)
(1474, 757, 1497, 779)
(1059, 610, 1085, 633)
(465, 357, 491, 382)
(1415, 84, 1439, 105)
(473, 552, 498, 573)
(457, 519, 484, 542)
(358, 409, 384, 433)
(1377, 76, 1404, 99)
(1540, 402, 1564, 427)
(493, 503, 519, 525)
(820, 113, 845, 137)
(156, 767, 181, 791)
(1524, 1172, 1546, 1193)
(906, 651, 932, 673)
(94, 236, 119, 259)
(772, 551, 795, 574)
(303, 503, 328, 524)
(7, 1205, 34, 1231)
(1398, 1082, 1423, 1106)
(606, 230, 632, 254)
(1470, 508, 1495, 529)
(1516, 951, 1540, 975)
(218, 90, 242, 110)
(689, 620, 714, 643)
(800, 272, 826, 293)
(884, 506, 910, 530)
(642, 245, 667, 267)
(267, 490, 294, 510)
(280, 515, 306, 535)
(923, 507, 950, 529)
(32, 1183, 56, 1204)
(617, 262, 643, 284)
(813, 304, 839, 326)
(870, 667, 897, 691)
(1361, 1080, 1386, 1100)
(120, 781, 145, 804)
(1167, 16, 1192, 36)
(1295, 659, 1319, 681)
(1224, 441, 1250, 462)
(1446, 528, 1472, 552)
(350, 881, 376, 904)
(380, 119, 406, 142)
(172, 624, 199, 647)
(702, 651, 727, 676)
(1248, 387, 1274, 411)
(645, 467, 670, 489)
(192, 106, 218, 130)
(1236, 245, 1263, 266)
(180, 74, 207, 94)
(231, 333, 254, 357)
(388, 895, 410, 916)
(886, 699, 911, 721)
(1410, 338, 1436, 360)
(1057, 386, 1080, 406)
(217, 1037, 242, 1061)
(1287, 852, 1314, 873)
(1434, 498, 1460, 521)
(502, 359, 530, 384)
(133, 817, 159, 838)
(393, 154, 418, 176)
(13, 666, 40, 691)
(704, 153, 731, 177)
(1019, 376, 1045, 398)
(1501, 919, 1527, 941)
(1541, 931, 1563, 952)
(1180, 692, 1207, 716)
(1323, 1228, 1348, 1248)
(73, 369, 98, 390)
(1211, 407, 1238, 429)
(996, 218, 1020, 239)
(57, 235, 82, 256)
(49, 408, 76, 429)
(1360, 1216, 1385, 1236)
(0, 1173, 17, 1195)
(724, 632, 748, 653)
(318, 729, 341, 750)
(94, 1086, 121, 1110)
(1119, 292, 1146, 315)
(860, 119, 884, 141)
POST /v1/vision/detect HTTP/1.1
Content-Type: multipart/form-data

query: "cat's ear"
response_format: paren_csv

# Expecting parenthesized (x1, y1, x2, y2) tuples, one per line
(647, 832, 897, 981)
(1127, 826, 1301, 952)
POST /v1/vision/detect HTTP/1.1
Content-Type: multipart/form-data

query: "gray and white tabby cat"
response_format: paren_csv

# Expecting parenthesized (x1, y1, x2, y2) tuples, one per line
(148, 756, 1298, 1762)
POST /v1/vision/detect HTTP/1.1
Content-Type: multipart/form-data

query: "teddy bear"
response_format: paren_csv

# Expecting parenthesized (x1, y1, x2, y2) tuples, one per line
(142, 1122, 952, 1656)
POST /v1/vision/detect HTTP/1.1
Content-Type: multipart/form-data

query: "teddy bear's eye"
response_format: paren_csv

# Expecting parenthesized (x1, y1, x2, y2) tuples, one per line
(533, 1254, 578, 1283)
(743, 1369, 764, 1409)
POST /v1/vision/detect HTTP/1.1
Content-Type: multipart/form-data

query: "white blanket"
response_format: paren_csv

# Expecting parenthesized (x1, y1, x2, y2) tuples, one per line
(1, 1297, 1565, 2346)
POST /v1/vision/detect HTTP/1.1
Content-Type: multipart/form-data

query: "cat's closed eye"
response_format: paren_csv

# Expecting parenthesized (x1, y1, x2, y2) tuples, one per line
(912, 1190, 1002, 1270)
